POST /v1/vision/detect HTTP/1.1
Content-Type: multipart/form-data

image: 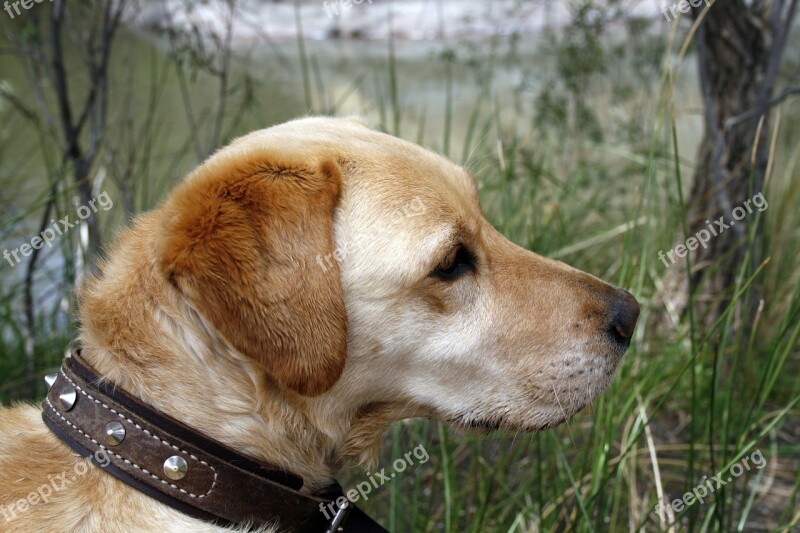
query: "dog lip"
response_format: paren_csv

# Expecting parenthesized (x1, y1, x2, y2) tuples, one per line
(461, 417, 572, 433)
(450, 412, 572, 433)
(465, 419, 503, 431)
(448, 413, 504, 432)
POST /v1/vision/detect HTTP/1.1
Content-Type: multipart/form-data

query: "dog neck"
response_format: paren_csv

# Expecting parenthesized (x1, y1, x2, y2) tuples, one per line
(76, 219, 394, 491)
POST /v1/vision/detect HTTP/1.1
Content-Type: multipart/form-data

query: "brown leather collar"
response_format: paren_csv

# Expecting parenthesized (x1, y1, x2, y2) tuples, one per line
(41, 352, 387, 532)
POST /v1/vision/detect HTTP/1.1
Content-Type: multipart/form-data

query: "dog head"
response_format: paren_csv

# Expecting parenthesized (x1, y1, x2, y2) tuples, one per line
(158, 116, 639, 437)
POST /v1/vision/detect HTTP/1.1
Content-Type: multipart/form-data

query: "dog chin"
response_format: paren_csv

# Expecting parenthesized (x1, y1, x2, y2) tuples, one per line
(445, 386, 620, 435)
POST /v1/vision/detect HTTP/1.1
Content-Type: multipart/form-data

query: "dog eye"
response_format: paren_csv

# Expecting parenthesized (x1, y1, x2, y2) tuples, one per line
(432, 245, 475, 281)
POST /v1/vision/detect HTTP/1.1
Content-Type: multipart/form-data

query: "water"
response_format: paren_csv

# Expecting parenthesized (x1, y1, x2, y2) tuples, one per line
(0, 1, 688, 334)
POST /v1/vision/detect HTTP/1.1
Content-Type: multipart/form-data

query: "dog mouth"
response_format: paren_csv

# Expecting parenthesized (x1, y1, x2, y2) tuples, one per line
(447, 413, 569, 434)
(459, 417, 504, 432)
(447, 386, 607, 434)
(442, 351, 626, 435)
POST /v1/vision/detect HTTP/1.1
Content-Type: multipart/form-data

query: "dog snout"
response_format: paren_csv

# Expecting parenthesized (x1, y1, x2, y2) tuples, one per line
(607, 289, 640, 341)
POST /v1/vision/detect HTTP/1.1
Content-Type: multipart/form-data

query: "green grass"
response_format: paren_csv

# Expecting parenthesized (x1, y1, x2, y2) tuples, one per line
(1, 5, 799, 532)
(328, 18, 800, 532)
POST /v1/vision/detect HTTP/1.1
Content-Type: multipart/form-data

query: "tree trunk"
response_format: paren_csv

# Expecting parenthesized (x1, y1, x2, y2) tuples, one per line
(679, 0, 797, 330)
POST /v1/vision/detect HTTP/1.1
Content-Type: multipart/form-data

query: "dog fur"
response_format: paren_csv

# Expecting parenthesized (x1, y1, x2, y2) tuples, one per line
(0, 117, 638, 532)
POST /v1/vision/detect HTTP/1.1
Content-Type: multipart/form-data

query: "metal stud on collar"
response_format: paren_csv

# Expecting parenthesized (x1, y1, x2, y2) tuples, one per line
(163, 455, 188, 480)
(44, 373, 57, 389)
(58, 387, 77, 411)
(103, 421, 126, 446)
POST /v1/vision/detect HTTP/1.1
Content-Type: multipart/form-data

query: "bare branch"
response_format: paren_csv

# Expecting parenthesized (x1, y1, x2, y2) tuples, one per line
(725, 85, 800, 129)
(209, 0, 236, 153)
(0, 85, 39, 125)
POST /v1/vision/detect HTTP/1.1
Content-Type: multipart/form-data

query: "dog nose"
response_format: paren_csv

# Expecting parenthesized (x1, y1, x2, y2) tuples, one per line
(608, 290, 640, 340)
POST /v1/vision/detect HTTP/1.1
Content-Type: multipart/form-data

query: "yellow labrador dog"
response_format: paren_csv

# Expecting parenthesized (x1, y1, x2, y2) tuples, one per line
(0, 117, 639, 532)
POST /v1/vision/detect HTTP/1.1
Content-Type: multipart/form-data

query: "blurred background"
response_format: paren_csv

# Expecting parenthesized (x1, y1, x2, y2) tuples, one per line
(0, 0, 798, 530)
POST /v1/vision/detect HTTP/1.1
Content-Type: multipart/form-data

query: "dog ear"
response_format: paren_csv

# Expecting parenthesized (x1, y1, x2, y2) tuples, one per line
(158, 148, 347, 396)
